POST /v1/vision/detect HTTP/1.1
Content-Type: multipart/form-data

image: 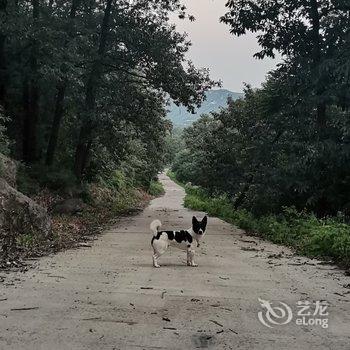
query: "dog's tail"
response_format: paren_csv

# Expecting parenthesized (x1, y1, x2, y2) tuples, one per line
(150, 219, 162, 236)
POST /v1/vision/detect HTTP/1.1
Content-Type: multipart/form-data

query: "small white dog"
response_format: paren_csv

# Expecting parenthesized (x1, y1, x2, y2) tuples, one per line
(150, 216, 208, 267)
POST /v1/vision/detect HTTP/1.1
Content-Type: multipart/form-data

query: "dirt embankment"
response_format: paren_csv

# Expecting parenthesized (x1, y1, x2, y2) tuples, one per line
(0, 154, 152, 271)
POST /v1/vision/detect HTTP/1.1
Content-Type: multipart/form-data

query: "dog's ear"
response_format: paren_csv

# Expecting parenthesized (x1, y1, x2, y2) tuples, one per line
(192, 216, 198, 225)
(202, 215, 208, 227)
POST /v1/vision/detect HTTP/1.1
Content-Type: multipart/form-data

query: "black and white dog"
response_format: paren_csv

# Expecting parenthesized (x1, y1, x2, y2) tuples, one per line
(150, 216, 208, 267)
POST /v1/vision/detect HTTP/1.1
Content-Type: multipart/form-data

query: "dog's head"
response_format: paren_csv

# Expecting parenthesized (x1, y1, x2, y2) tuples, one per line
(192, 216, 208, 238)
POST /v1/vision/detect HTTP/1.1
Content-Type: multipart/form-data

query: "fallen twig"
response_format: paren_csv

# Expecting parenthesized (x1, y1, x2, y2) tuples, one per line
(11, 307, 39, 311)
(241, 247, 262, 252)
(240, 240, 258, 245)
(209, 319, 223, 327)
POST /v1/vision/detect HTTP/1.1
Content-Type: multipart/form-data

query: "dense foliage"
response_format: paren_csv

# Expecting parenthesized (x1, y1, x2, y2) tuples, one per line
(173, 0, 350, 218)
(163, 127, 184, 166)
(0, 0, 215, 189)
(178, 182, 350, 267)
(173, 82, 350, 216)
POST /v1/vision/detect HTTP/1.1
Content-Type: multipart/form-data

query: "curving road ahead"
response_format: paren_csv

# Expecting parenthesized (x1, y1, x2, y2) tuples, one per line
(0, 173, 349, 349)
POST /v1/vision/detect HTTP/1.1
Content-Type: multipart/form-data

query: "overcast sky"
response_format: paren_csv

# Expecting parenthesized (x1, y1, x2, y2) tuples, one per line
(171, 0, 280, 93)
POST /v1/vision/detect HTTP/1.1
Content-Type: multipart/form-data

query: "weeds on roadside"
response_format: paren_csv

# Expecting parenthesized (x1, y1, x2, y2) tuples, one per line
(178, 178, 350, 268)
(148, 180, 165, 196)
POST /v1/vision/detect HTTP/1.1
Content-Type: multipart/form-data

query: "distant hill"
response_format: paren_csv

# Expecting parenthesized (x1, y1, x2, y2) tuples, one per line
(167, 89, 243, 127)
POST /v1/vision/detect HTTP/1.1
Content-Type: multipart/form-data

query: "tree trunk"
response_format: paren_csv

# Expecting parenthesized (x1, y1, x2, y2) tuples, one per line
(309, 0, 327, 132)
(74, 121, 93, 178)
(22, 0, 40, 163)
(73, 0, 113, 179)
(23, 75, 39, 164)
(0, 35, 6, 106)
(0, 0, 8, 105)
(45, 81, 66, 166)
(45, 0, 80, 166)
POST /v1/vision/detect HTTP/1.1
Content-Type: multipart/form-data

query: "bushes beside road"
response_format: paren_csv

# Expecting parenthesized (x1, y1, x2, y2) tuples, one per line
(170, 172, 350, 268)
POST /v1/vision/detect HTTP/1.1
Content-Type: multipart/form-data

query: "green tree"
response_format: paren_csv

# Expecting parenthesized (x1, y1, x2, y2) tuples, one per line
(1, 0, 216, 187)
(175, 74, 350, 216)
(222, 0, 350, 133)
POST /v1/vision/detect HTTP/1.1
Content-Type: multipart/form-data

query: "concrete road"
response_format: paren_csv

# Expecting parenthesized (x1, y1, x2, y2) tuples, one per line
(0, 174, 349, 349)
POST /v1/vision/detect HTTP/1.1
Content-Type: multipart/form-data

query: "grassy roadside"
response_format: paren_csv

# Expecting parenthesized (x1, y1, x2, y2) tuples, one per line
(167, 170, 182, 186)
(1, 177, 164, 270)
(44, 179, 165, 252)
(168, 171, 350, 269)
(49, 185, 153, 253)
(148, 179, 165, 196)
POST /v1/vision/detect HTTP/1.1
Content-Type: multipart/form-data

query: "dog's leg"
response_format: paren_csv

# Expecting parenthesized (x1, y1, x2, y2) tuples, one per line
(187, 248, 198, 267)
(187, 249, 191, 266)
(152, 240, 167, 268)
(153, 253, 161, 268)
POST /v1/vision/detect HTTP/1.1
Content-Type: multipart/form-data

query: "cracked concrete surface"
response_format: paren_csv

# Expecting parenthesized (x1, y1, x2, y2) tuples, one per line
(0, 173, 349, 349)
